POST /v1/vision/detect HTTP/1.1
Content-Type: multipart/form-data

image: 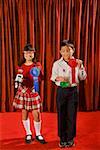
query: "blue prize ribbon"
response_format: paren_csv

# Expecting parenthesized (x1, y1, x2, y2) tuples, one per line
(30, 67, 40, 92)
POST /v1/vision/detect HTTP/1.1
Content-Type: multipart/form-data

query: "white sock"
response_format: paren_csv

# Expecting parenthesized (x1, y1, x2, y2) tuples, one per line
(22, 118, 32, 136)
(34, 121, 42, 136)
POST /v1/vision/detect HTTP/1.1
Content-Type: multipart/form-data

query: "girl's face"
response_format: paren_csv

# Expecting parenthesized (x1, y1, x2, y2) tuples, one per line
(24, 51, 35, 61)
(60, 46, 70, 60)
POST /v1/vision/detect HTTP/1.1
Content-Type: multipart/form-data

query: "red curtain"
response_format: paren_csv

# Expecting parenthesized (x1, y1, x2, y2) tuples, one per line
(0, 0, 100, 112)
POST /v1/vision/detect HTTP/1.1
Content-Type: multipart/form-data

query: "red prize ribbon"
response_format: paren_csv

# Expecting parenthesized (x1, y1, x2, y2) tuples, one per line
(68, 59, 77, 84)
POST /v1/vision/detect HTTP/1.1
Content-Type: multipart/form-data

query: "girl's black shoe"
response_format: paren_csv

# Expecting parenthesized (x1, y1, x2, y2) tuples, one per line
(36, 135, 47, 144)
(25, 135, 33, 144)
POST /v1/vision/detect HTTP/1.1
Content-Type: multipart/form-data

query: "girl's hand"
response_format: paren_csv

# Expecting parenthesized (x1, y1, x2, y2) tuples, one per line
(36, 62, 42, 70)
(18, 68, 23, 73)
(36, 62, 44, 80)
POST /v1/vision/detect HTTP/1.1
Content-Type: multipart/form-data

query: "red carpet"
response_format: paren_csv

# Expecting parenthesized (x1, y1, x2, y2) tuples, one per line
(0, 112, 100, 150)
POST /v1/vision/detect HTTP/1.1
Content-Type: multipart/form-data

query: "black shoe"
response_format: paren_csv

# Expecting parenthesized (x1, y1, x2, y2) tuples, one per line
(25, 134, 33, 144)
(36, 135, 47, 144)
(59, 141, 67, 148)
(66, 139, 75, 147)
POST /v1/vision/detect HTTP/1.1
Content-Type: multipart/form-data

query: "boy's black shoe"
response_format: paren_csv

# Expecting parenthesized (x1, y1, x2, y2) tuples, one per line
(36, 135, 47, 144)
(59, 140, 75, 148)
(25, 134, 33, 144)
(66, 139, 75, 147)
(59, 141, 67, 148)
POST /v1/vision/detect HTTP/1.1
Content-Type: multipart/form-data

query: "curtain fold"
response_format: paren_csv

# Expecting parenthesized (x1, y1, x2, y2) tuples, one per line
(0, 0, 100, 112)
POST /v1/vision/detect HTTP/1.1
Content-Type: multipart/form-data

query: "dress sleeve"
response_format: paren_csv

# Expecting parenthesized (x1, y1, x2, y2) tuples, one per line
(36, 62, 44, 81)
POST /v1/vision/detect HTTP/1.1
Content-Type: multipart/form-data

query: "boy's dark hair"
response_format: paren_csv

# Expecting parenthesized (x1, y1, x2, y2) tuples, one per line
(60, 40, 75, 51)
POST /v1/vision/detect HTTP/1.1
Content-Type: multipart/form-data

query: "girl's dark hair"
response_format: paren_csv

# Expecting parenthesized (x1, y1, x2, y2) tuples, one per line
(18, 43, 39, 66)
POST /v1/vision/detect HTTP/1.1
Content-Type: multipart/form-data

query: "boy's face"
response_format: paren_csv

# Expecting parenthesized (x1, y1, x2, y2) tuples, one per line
(69, 47, 74, 57)
(60, 46, 70, 60)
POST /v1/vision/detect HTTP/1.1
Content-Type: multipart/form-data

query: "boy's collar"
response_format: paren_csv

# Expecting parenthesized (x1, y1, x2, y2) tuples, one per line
(59, 57, 69, 64)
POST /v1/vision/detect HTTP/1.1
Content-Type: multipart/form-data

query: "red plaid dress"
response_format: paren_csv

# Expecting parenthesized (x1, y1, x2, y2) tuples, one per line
(13, 63, 43, 111)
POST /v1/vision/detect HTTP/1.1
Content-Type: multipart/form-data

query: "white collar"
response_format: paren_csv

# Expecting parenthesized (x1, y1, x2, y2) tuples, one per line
(59, 57, 64, 62)
(58, 57, 69, 68)
(59, 57, 69, 63)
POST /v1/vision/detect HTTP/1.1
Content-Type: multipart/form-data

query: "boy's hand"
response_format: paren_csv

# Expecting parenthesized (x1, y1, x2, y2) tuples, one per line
(76, 59, 83, 68)
(56, 76, 69, 82)
(56, 76, 65, 81)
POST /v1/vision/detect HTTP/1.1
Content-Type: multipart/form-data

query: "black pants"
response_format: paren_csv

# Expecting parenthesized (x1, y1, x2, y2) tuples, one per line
(56, 86, 78, 142)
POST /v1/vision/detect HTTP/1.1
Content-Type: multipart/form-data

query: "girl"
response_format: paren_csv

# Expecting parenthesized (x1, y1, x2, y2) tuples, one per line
(13, 44, 46, 144)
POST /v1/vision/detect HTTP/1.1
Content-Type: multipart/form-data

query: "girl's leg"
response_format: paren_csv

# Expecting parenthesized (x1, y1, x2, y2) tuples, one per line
(32, 109, 46, 144)
(22, 109, 32, 143)
(32, 109, 41, 136)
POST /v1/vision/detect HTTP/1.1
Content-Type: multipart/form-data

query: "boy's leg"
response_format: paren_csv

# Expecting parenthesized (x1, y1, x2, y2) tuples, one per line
(56, 87, 67, 142)
(66, 87, 78, 142)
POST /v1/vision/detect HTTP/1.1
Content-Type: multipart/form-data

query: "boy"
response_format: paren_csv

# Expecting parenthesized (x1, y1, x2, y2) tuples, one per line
(50, 40, 87, 148)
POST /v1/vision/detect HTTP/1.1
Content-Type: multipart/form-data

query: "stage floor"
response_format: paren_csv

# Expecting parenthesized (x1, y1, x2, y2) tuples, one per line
(0, 111, 100, 150)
